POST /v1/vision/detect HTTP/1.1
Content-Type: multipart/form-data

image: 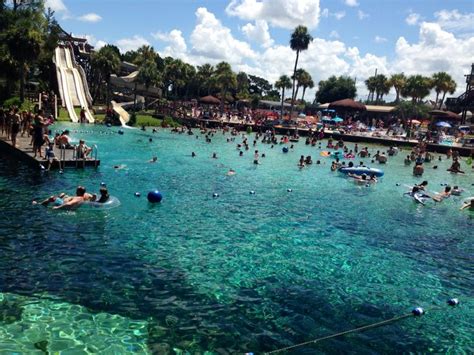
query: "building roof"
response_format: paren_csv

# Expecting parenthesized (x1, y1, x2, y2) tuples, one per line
(260, 100, 292, 108)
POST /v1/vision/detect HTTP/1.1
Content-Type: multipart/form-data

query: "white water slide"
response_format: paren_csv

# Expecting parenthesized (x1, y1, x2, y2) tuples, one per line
(54, 46, 94, 123)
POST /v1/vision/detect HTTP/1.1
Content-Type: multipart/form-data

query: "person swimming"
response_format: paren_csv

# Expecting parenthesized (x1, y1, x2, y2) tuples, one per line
(460, 198, 474, 211)
(149, 156, 158, 163)
(432, 186, 452, 202)
(227, 169, 236, 176)
(97, 187, 110, 203)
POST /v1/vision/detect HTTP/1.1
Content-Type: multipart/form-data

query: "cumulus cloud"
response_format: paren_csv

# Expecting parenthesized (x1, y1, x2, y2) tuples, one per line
(434, 9, 474, 35)
(329, 30, 340, 39)
(393, 22, 474, 96)
(152, 29, 188, 57)
(116, 35, 150, 53)
(345, 0, 359, 7)
(189, 7, 255, 64)
(358, 10, 369, 20)
(333, 11, 346, 20)
(78, 13, 102, 23)
(374, 35, 387, 43)
(241, 20, 274, 48)
(406, 12, 420, 26)
(226, 0, 321, 29)
(83, 35, 107, 49)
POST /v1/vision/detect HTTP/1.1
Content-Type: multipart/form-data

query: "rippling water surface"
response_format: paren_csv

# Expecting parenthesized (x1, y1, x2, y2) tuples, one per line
(0, 123, 473, 353)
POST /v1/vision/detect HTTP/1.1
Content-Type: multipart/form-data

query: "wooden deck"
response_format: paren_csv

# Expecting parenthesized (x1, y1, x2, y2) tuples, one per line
(0, 132, 100, 170)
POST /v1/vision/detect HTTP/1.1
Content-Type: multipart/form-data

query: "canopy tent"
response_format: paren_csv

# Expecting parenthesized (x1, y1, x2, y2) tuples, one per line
(428, 110, 461, 120)
(199, 95, 220, 105)
(328, 98, 366, 111)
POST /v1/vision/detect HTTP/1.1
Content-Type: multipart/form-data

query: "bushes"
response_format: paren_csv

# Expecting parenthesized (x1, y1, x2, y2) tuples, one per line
(3, 96, 22, 108)
(161, 116, 180, 128)
(128, 112, 137, 126)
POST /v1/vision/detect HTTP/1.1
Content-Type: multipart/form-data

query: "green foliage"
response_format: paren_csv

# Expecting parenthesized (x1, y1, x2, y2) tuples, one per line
(128, 112, 137, 126)
(248, 74, 272, 96)
(365, 74, 391, 103)
(137, 60, 161, 89)
(432, 71, 456, 108)
(395, 100, 430, 120)
(161, 116, 180, 128)
(315, 76, 357, 104)
(401, 75, 433, 103)
(3, 96, 22, 108)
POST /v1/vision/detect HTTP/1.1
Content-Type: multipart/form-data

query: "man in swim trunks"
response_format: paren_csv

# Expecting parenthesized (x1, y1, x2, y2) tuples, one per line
(54, 186, 88, 209)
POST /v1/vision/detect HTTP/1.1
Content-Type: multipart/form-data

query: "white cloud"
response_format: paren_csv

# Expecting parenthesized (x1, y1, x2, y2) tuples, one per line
(358, 10, 369, 20)
(406, 13, 420, 26)
(345, 0, 359, 7)
(189, 8, 255, 65)
(374, 35, 387, 43)
(152, 29, 188, 57)
(226, 0, 321, 29)
(434, 9, 474, 35)
(44, 0, 67, 12)
(78, 13, 102, 23)
(329, 30, 340, 39)
(393, 22, 474, 97)
(116, 35, 150, 53)
(333, 11, 346, 20)
(241, 20, 274, 48)
(321, 8, 329, 17)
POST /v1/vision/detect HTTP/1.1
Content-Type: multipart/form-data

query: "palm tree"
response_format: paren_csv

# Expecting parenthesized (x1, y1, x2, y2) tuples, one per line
(275, 75, 292, 119)
(196, 64, 214, 96)
(299, 71, 314, 102)
(432, 72, 457, 108)
(401, 75, 433, 103)
(135, 45, 157, 66)
(289, 26, 313, 119)
(214, 62, 237, 112)
(90, 46, 121, 104)
(364, 76, 377, 103)
(236, 72, 249, 99)
(389, 73, 406, 103)
(374, 74, 389, 102)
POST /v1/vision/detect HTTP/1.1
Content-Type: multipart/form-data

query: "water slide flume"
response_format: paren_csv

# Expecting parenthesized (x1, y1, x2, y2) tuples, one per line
(54, 46, 95, 123)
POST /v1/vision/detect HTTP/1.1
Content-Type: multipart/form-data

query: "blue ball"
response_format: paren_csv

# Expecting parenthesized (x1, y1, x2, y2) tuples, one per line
(213, 193, 219, 198)
(147, 190, 162, 203)
(135, 192, 141, 197)
(249, 190, 255, 194)
(282, 147, 289, 153)
(106, 123, 111, 127)
(118, 129, 124, 135)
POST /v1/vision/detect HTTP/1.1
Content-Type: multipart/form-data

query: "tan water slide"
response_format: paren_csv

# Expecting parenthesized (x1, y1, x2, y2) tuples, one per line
(54, 46, 94, 123)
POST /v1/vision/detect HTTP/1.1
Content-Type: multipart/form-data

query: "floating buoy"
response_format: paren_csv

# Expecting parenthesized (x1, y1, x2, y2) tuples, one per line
(213, 193, 219, 198)
(118, 129, 124, 135)
(134, 192, 141, 197)
(100, 182, 107, 187)
(412, 307, 425, 316)
(282, 147, 289, 153)
(396, 183, 400, 186)
(249, 191, 255, 194)
(147, 190, 163, 203)
(447, 298, 459, 306)
(287, 188, 293, 192)
(59, 170, 63, 174)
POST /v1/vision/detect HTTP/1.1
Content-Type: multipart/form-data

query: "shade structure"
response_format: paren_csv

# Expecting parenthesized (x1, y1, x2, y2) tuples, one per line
(333, 117, 344, 123)
(199, 95, 221, 105)
(435, 121, 452, 128)
(428, 110, 461, 120)
(328, 99, 366, 111)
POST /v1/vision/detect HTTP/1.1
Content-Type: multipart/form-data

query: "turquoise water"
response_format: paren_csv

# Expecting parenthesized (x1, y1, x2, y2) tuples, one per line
(0, 123, 473, 353)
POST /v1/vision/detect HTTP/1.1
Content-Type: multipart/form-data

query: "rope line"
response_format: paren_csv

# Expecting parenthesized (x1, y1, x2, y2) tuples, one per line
(265, 306, 443, 354)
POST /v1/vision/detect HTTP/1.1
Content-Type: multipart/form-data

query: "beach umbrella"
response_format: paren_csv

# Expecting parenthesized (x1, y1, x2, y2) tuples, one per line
(199, 95, 220, 105)
(328, 98, 366, 111)
(332, 117, 343, 123)
(435, 121, 452, 128)
(411, 119, 421, 125)
(429, 110, 461, 120)
(298, 113, 306, 118)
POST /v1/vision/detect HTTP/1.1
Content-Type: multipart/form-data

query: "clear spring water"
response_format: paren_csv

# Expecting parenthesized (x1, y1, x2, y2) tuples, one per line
(0, 123, 473, 354)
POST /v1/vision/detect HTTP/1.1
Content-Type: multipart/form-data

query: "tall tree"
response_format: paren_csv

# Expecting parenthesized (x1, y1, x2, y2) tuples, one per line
(275, 75, 292, 119)
(236, 71, 249, 99)
(374, 74, 390, 102)
(401, 75, 433, 103)
(289, 25, 313, 119)
(214, 61, 237, 112)
(299, 70, 314, 102)
(196, 63, 214, 96)
(432, 72, 457, 108)
(315, 76, 357, 104)
(90, 46, 121, 103)
(389, 73, 406, 103)
(134, 45, 157, 66)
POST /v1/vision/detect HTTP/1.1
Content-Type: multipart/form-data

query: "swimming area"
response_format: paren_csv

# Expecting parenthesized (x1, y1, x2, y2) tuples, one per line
(0, 123, 472, 353)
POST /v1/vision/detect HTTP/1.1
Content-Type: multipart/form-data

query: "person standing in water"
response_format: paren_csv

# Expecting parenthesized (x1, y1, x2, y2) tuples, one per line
(253, 150, 259, 164)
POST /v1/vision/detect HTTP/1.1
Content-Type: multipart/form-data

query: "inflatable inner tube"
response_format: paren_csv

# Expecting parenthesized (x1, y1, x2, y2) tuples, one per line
(338, 166, 384, 177)
(84, 196, 121, 209)
(320, 151, 331, 157)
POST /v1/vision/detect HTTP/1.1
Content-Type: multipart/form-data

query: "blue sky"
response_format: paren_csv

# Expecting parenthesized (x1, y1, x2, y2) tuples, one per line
(46, 0, 474, 100)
